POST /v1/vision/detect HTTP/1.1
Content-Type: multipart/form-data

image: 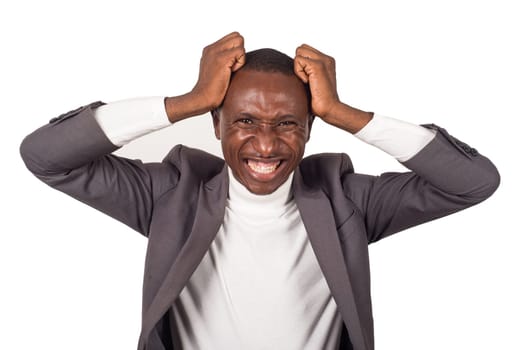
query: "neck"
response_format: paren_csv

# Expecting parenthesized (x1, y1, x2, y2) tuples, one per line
(227, 168, 294, 217)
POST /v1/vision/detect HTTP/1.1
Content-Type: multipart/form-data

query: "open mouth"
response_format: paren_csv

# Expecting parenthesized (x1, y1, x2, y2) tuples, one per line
(246, 159, 282, 175)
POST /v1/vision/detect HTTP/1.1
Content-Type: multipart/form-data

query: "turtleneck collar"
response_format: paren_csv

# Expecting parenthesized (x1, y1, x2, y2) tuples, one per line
(227, 167, 294, 217)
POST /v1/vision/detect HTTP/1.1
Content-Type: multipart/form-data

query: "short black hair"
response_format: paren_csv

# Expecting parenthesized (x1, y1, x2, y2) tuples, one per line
(232, 48, 312, 114)
(239, 48, 295, 76)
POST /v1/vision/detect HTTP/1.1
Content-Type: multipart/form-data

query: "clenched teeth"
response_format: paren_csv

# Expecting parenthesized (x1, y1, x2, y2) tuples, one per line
(247, 160, 281, 174)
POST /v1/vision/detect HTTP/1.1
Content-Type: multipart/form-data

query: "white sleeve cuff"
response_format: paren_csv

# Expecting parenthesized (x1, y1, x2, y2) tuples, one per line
(94, 96, 171, 146)
(354, 114, 437, 162)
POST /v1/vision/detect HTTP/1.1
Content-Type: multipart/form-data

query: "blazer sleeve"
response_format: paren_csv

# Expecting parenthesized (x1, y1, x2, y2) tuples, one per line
(342, 124, 500, 244)
(19, 102, 180, 237)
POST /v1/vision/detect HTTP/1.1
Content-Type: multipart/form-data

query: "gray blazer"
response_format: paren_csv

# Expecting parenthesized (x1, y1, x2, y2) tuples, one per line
(20, 101, 500, 350)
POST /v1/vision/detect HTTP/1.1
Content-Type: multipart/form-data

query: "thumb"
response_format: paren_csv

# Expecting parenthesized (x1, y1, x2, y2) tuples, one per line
(231, 52, 246, 72)
(294, 56, 309, 84)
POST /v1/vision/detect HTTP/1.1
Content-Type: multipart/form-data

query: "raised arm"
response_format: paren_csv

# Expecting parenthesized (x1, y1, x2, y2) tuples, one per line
(19, 32, 246, 236)
(294, 44, 500, 243)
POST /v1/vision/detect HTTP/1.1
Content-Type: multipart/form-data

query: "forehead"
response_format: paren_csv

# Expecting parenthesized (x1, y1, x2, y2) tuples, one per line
(222, 70, 309, 118)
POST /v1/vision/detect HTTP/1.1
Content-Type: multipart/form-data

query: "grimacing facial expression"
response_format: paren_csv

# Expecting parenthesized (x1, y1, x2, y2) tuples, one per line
(213, 69, 312, 195)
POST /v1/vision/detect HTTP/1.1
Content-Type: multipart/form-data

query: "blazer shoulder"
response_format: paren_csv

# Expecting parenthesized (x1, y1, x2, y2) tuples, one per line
(299, 153, 355, 190)
(162, 145, 225, 182)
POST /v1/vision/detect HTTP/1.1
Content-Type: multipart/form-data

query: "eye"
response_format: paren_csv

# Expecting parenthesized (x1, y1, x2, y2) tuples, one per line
(234, 117, 256, 129)
(238, 118, 253, 124)
(277, 120, 296, 127)
(276, 120, 299, 131)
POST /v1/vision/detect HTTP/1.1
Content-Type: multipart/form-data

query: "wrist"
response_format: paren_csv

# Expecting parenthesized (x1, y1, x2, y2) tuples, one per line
(321, 102, 373, 134)
(164, 92, 211, 123)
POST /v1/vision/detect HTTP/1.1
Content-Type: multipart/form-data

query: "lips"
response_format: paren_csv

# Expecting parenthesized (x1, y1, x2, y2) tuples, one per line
(246, 159, 281, 174)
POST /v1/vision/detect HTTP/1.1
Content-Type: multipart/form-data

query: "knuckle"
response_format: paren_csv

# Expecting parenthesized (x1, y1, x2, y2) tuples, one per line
(229, 38, 244, 51)
(202, 45, 212, 55)
(234, 45, 245, 54)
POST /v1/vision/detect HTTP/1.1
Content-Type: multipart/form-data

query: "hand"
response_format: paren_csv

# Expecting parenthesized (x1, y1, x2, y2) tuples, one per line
(165, 32, 245, 123)
(193, 32, 246, 110)
(294, 44, 373, 133)
(294, 44, 340, 121)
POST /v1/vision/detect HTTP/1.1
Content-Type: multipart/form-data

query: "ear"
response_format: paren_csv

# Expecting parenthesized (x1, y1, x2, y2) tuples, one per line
(211, 108, 221, 140)
(306, 114, 315, 142)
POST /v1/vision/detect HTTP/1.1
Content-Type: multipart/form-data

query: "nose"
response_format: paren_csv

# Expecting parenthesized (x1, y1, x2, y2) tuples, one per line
(251, 125, 279, 157)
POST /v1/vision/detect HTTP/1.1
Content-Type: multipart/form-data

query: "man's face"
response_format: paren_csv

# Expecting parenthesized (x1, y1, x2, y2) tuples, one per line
(213, 69, 312, 195)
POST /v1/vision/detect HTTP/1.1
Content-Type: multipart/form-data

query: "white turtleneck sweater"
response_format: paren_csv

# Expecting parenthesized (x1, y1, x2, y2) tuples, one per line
(171, 169, 343, 349)
(93, 97, 436, 349)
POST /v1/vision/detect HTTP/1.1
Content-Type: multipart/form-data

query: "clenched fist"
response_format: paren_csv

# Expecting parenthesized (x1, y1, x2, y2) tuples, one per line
(193, 32, 246, 110)
(294, 44, 372, 133)
(165, 32, 245, 123)
(294, 44, 340, 120)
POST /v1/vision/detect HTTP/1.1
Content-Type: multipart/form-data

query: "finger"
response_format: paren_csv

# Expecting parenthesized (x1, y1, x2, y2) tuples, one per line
(217, 31, 242, 44)
(223, 33, 244, 50)
(298, 43, 325, 54)
(294, 56, 310, 83)
(296, 45, 320, 58)
(218, 46, 245, 71)
(206, 32, 243, 55)
(231, 48, 246, 72)
(296, 54, 324, 72)
(296, 46, 336, 84)
(224, 31, 241, 39)
(296, 44, 331, 62)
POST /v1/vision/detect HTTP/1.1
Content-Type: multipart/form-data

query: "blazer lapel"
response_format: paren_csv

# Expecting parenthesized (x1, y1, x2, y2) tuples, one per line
(139, 166, 229, 346)
(293, 171, 368, 350)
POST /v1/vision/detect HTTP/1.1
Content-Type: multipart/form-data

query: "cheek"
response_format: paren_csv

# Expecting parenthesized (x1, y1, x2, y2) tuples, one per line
(285, 131, 309, 154)
(221, 129, 251, 156)
(291, 128, 309, 149)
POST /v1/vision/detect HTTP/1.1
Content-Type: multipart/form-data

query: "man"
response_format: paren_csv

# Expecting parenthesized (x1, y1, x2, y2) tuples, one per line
(20, 32, 499, 349)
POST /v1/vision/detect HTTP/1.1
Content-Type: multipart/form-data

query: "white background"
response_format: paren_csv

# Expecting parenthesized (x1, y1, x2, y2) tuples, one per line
(1, 0, 523, 349)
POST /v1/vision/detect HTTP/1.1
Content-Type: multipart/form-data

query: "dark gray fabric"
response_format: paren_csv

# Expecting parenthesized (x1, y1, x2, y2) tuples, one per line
(20, 102, 500, 350)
